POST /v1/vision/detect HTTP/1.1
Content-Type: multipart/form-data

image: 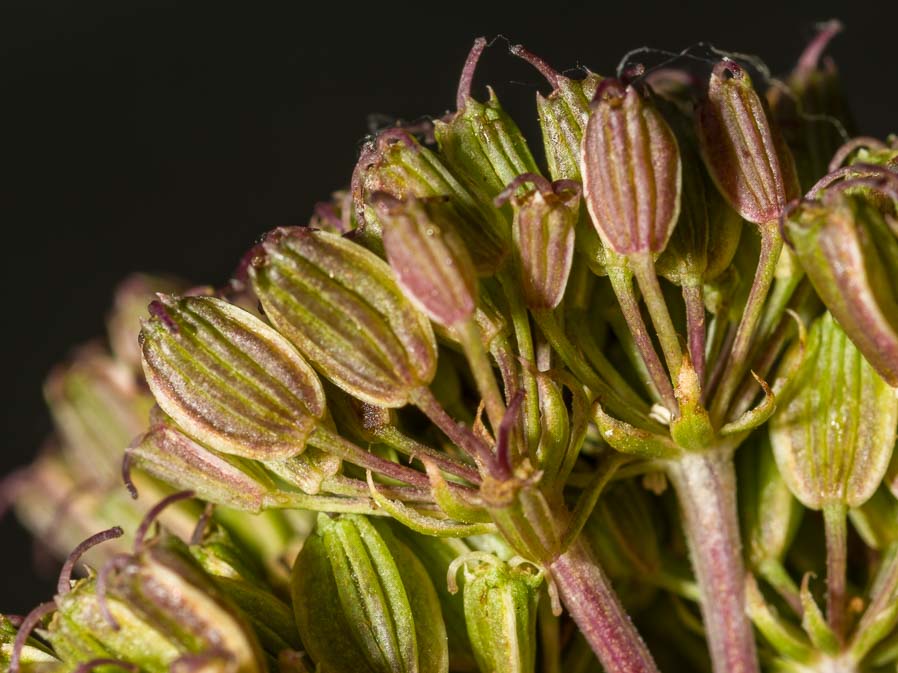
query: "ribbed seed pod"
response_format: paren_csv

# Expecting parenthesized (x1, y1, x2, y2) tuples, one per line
(770, 312, 898, 510)
(250, 228, 437, 407)
(435, 88, 541, 204)
(140, 294, 326, 460)
(374, 194, 478, 328)
(784, 191, 898, 386)
(456, 556, 541, 673)
(505, 176, 580, 310)
(535, 71, 602, 182)
(353, 129, 507, 275)
(291, 514, 448, 673)
(696, 60, 799, 225)
(581, 79, 682, 255)
(52, 533, 267, 673)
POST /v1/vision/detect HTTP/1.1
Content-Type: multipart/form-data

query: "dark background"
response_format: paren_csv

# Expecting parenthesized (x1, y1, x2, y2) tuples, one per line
(1, 0, 894, 612)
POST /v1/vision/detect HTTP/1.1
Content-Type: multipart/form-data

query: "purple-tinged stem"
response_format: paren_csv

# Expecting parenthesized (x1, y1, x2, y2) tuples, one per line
(550, 538, 660, 673)
(683, 283, 707, 386)
(411, 386, 494, 469)
(607, 265, 677, 412)
(823, 502, 848, 640)
(666, 450, 760, 673)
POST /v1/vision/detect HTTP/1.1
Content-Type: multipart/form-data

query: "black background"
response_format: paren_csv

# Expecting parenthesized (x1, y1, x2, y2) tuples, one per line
(1, 0, 894, 612)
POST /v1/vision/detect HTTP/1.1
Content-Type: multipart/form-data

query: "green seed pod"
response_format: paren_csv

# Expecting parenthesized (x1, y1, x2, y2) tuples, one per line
(126, 420, 282, 512)
(291, 514, 448, 673)
(140, 294, 326, 460)
(582, 78, 682, 255)
(770, 312, 898, 510)
(101, 532, 268, 673)
(47, 528, 268, 673)
(352, 129, 507, 275)
(434, 39, 541, 205)
(189, 526, 301, 657)
(107, 273, 189, 372)
(535, 72, 602, 182)
(509, 44, 601, 182)
(451, 555, 541, 673)
(499, 174, 580, 310)
(373, 194, 478, 328)
(887, 449, 898, 500)
(697, 60, 799, 225)
(249, 228, 438, 408)
(784, 190, 898, 386)
(51, 580, 180, 671)
(388, 527, 476, 671)
(45, 346, 153, 483)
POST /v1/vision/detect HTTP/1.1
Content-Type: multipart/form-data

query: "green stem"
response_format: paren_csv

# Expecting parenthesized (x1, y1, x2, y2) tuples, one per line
(631, 252, 684, 383)
(534, 308, 648, 413)
(457, 318, 507, 436)
(561, 453, 626, 552)
(711, 228, 783, 425)
(757, 557, 802, 615)
(823, 502, 848, 640)
(607, 264, 677, 412)
(500, 272, 542, 454)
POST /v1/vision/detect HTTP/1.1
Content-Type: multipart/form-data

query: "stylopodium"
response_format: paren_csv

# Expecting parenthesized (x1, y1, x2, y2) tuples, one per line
(5, 20, 898, 673)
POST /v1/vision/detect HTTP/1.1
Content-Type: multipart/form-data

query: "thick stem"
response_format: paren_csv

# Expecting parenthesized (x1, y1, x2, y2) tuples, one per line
(683, 282, 707, 386)
(823, 502, 848, 640)
(666, 450, 760, 673)
(711, 228, 783, 424)
(550, 538, 660, 673)
(607, 264, 677, 412)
